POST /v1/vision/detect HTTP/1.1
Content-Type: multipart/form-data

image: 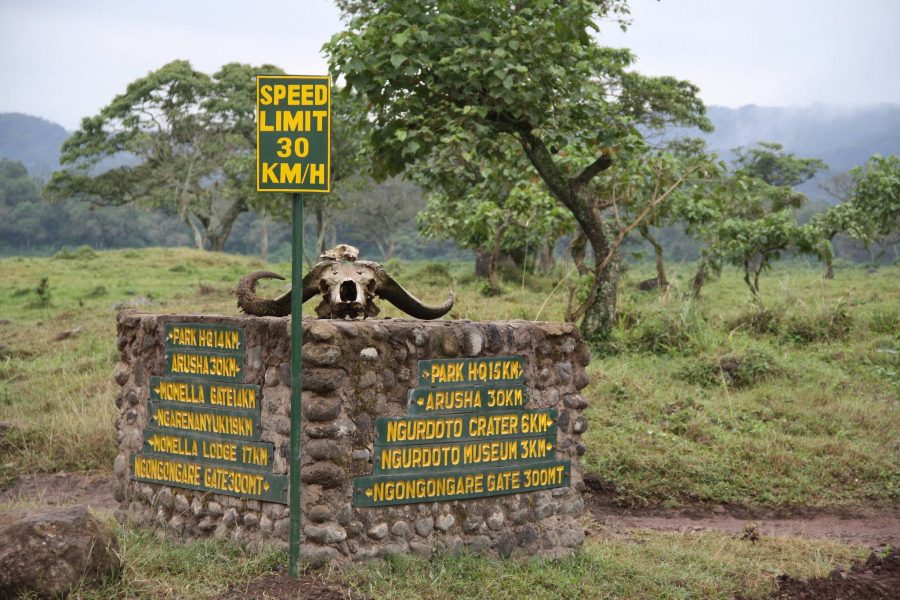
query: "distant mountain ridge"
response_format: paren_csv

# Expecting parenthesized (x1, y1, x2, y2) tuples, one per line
(0, 113, 69, 178)
(703, 103, 900, 173)
(2, 103, 899, 187)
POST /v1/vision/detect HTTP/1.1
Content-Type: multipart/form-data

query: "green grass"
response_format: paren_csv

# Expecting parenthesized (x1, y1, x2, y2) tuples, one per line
(1, 249, 895, 598)
(9, 518, 866, 600)
(346, 531, 865, 600)
(1, 249, 898, 510)
(16, 523, 287, 599)
(582, 261, 900, 508)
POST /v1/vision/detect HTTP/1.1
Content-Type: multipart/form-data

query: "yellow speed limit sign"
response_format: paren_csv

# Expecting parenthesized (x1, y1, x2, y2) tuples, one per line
(256, 74, 331, 192)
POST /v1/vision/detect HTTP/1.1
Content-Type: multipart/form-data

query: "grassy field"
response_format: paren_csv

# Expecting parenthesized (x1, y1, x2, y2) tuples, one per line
(1, 247, 897, 598)
(585, 261, 900, 508)
(24, 523, 862, 600)
(1, 247, 897, 508)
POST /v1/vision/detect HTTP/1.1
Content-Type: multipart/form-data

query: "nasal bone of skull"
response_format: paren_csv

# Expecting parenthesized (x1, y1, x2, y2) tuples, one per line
(338, 279, 360, 303)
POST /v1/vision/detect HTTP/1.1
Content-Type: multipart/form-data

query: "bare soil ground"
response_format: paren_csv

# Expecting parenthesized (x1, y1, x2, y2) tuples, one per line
(748, 548, 900, 600)
(586, 492, 900, 551)
(0, 471, 118, 510)
(216, 568, 362, 600)
(3, 472, 899, 551)
(4, 473, 900, 599)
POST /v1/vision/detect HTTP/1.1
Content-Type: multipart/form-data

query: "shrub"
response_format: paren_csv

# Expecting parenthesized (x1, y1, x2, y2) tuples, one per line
(628, 302, 713, 355)
(726, 303, 784, 336)
(870, 309, 900, 336)
(784, 300, 853, 344)
(169, 263, 198, 274)
(678, 349, 783, 389)
(53, 245, 98, 260)
(25, 276, 52, 309)
(480, 281, 502, 297)
(413, 262, 452, 285)
(85, 285, 108, 298)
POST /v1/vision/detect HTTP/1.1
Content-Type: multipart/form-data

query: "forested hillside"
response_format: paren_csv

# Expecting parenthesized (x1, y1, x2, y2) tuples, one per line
(1, 104, 898, 258)
(702, 104, 900, 200)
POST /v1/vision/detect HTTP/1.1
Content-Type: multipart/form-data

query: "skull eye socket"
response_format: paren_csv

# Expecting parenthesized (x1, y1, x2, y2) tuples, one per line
(339, 280, 357, 302)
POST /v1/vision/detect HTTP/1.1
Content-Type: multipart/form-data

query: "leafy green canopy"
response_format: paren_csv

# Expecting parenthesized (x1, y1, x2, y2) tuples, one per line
(327, 0, 709, 181)
(680, 143, 828, 295)
(327, 0, 712, 344)
(45, 61, 287, 251)
(849, 154, 900, 242)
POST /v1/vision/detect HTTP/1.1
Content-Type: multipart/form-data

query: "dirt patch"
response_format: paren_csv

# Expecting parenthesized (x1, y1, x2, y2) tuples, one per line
(586, 492, 900, 550)
(756, 549, 900, 599)
(217, 568, 362, 600)
(0, 471, 117, 510)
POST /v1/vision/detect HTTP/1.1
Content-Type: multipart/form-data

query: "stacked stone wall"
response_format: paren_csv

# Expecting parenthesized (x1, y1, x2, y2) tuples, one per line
(113, 313, 590, 565)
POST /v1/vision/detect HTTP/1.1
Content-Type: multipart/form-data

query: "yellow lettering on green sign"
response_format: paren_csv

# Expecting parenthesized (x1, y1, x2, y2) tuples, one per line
(153, 407, 253, 437)
(133, 455, 201, 486)
(169, 353, 241, 378)
(167, 326, 240, 351)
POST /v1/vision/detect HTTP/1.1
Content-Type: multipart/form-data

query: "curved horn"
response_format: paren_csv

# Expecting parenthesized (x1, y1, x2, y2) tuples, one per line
(366, 262, 455, 320)
(236, 266, 327, 317)
(236, 271, 291, 317)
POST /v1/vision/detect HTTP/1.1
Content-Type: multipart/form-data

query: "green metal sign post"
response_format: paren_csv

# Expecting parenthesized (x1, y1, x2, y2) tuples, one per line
(289, 193, 303, 575)
(257, 74, 331, 576)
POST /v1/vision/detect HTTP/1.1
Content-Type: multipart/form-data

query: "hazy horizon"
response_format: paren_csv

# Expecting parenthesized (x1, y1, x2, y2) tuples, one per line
(2, 0, 899, 129)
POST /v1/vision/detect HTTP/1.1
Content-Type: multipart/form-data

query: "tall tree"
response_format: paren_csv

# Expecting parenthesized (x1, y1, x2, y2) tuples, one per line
(45, 60, 284, 251)
(414, 135, 574, 294)
(608, 137, 719, 290)
(326, 0, 710, 346)
(341, 176, 423, 261)
(679, 143, 827, 296)
(303, 89, 370, 259)
(848, 154, 900, 261)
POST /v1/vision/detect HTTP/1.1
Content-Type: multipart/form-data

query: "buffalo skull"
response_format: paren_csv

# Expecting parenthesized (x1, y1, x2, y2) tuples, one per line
(236, 245, 454, 320)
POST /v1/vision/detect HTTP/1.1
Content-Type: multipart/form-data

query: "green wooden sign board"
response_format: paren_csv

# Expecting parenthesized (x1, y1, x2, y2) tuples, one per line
(417, 356, 525, 387)
(148, 401, 261, 440)
(149, 376, 261, 410)
(134, 324, 290, 518)
(165, 323, 244, 354)
(256, 75, 331, 193)
(374, 408, 557, 446)
(164, 349, 244, 383)
(132, 453, 287, 504)
(142, 428, 274, 468)
(354, 355, 570, 508)
(373, 432, 557, 474)
(407, 383, 528, 415)
(353, 459, 571, 508)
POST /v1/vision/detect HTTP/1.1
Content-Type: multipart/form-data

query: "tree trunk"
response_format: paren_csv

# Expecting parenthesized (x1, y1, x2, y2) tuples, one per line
(475, 248, 491, 279)
(260, 209, 269, 263)
(206, 198, 246, 252)
(639, 225, 668, 287)
(176, 158, 203, 249)
(386, 239, 395, 261)
(568, 230, 590, 276)
(742, 259, 761, 296)
(691, 261, 707, 299)
(538, 239, 556, 273)
(181, 211, 205, 250)
(514, 126, 618, 347)
(576, 220, 619, 345)
(313, 202, 327, 255)
(580, 258, 619, 344)
(825, 255, 834, 279)
(487, 223, 508, 295)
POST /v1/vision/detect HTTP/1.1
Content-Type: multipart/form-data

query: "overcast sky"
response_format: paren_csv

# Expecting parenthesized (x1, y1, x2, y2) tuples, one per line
(1, 0, 898, 130)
